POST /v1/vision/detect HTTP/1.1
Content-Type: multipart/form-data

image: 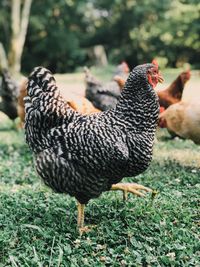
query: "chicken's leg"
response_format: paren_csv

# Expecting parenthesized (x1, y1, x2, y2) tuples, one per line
(77, 201, 85, 227)
(111, 183, 152, 200)
(77, 201, 90, 235)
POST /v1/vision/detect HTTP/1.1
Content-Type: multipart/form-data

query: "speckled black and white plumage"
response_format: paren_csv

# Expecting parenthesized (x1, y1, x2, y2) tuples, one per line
(0, 69, 19, 120)
(24, 64, 159, 204)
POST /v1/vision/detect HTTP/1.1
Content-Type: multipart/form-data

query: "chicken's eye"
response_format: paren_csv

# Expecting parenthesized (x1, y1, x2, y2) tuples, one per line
(153, 69, 157, 74)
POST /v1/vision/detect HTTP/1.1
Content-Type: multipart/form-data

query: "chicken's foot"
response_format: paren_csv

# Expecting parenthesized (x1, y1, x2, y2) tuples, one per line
(111, 183, 152, 201)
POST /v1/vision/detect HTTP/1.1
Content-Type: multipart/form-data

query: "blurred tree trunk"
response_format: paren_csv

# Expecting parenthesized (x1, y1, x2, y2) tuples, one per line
(8, 0, 32, 74)
(93, 45, 108, 67)
(0, 42, 8, 70)
(88, 45, 108, 67)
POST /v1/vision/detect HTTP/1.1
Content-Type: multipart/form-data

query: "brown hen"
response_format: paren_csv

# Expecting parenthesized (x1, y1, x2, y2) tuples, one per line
(159, 100, 200, 144)
(156, 70, 191, 109)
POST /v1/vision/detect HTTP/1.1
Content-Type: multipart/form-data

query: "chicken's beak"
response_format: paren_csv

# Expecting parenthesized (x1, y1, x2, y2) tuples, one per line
(158, 72, 164, 83)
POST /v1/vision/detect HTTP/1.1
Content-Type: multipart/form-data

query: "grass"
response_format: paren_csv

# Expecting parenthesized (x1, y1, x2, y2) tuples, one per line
(0, 68, 200, 266)
(0, 116, 199, 266)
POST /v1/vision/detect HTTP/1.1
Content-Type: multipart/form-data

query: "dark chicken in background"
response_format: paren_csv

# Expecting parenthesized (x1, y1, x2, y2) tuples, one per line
(113, 61, 130, 78)
(85, 62, 129, 111)
(0, 69, 19, 121)
(24, 63, 163, 232)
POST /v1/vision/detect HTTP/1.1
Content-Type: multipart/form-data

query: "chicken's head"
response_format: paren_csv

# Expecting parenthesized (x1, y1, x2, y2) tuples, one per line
(147, 64, 164, 89)
(180, 70, 191, 84)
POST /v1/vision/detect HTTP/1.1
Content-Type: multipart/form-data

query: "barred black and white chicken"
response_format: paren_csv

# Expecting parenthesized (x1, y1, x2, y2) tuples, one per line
(0, 69, 19, 121)
(85, 62, 129, 111)
(24, 63, 163, 232)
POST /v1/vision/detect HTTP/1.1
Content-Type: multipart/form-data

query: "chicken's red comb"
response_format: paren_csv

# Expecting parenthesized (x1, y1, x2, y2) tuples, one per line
(186, 69, 191, 79)
(152, 59, 159, 67)
(159, 106, 165, 113)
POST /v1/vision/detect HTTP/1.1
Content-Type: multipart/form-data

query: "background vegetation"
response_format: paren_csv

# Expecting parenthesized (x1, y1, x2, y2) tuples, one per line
(0, 0, 199, 74)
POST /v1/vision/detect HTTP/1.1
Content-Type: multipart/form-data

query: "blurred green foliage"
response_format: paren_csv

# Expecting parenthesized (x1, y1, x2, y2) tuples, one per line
(0, 0, 199, 73)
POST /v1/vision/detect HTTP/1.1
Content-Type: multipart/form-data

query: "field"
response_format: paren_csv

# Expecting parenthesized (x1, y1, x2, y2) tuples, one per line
(0, 69, 200, 266)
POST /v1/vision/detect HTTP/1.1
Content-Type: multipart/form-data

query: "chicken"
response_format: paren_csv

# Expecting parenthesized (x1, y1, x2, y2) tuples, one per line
(0, 69, 19, 121)
(156, 70, 191, 109)
(65, 95, 100, 114)
(114, 70, 191, 109)
(158, 101, 200, 144)
(85, 62, 129, 111)
(113, 61, 130, 78)
(17, 78, 100, 127)
(84, 68, 121, 111)
(24, 63, 163, 232)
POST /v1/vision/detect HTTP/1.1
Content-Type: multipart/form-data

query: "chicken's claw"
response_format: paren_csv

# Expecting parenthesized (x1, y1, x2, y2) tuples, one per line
(111, 183, 152, 200)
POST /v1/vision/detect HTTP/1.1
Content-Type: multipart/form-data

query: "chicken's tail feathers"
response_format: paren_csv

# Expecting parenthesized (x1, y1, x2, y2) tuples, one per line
(25, 66, 64, 117)
(25, 66, 79, 124)
(27, 66, 57, 97)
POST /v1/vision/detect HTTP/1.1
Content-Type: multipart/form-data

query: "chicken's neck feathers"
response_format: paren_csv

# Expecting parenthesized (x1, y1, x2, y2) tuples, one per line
(115, 73, 159, 133)
(166, 75, 184, 96)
